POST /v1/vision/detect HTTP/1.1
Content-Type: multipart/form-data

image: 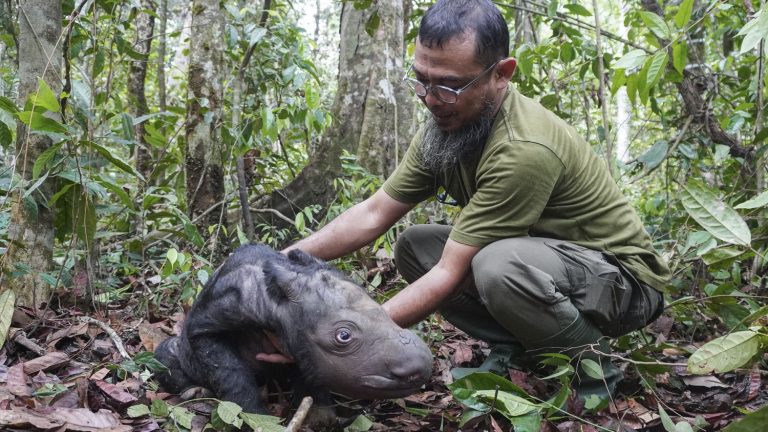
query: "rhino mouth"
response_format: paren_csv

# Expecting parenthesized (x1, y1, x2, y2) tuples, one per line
(356, 375, 426, 396)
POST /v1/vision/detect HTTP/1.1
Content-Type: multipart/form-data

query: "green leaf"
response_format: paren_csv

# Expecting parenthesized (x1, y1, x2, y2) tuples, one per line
(74, 185, 97, 245)
(239, 413, 284, 432)
(638, 140, 668, 169)
(687, 331, 761, 374)
(473, 390, 539, 417)
(80, 140, 144, 180)
(734, 190, 768, 209)
(23, 171, 49, 200)
(166, 248, 178, 266)
(737, 7, 768, 54)
(17, 111, 68, 134)
(672, 41, 688, 75)
(127, 404, 151, 418)
(675, 0, 694, 28)
(722, 404, 768, 432)
(448, 372, 529, 412)
(680, 180, 751, 246)
(96, 175, 135, 210)
(640, 11, 671, 40)
(613, 49, 647, 71)
(0, 96, 19, 114)
(364, 9, 380, 37)
(170, 406, 194, 429)
(563, 4, 591, 16)
(32, 141, 64, 180)
(150, 399, 169, 417)
(31, 78, 60, 112)
(0, 289, 16, 349)
(580, 358, 604, 380)
(217, 401, 242, 424)
(658, 404, 678, 432)
(0, 121, 11, 148)
(345, 414, 374, 431)
(646, 51, 668, 91)
(547, 0, 558, 18)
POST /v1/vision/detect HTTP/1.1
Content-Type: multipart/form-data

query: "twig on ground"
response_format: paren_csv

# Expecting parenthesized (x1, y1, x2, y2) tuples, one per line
(285, 396, 314, 432)
(78, 316, 131, 360)
(10, 329, 46, 356)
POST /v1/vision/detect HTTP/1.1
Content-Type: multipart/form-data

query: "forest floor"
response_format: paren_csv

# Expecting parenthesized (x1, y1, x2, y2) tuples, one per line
(0, 270, 766, 431)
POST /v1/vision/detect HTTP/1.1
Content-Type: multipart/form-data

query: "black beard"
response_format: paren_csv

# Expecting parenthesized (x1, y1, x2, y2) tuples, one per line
(419, 99, 496, 172)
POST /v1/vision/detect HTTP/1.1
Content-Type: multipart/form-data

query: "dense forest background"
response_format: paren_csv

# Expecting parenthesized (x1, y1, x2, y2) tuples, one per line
(0, 0, 767, 430)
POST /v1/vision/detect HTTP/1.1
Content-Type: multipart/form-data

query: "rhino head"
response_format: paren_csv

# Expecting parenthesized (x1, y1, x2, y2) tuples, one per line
(267, 249, 434, 399)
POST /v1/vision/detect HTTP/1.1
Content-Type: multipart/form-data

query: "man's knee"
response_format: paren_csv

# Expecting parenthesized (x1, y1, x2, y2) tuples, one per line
(394, 225, 450, 283)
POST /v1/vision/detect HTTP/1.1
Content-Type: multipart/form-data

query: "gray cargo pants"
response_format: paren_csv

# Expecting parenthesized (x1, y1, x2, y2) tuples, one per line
(394, 225, 663, 348)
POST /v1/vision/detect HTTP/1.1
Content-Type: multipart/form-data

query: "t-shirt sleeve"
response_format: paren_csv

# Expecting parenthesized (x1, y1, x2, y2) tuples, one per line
(449, 141, 564, 246)
(382, 128, 437, 204)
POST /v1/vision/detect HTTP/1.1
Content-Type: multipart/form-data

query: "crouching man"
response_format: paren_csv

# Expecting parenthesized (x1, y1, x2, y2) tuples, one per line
(270, 0, 670, 400)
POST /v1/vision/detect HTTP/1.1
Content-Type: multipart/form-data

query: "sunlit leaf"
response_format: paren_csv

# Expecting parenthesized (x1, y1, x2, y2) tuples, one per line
(17, 111, 68, 134)
(217, 401, 242, 424)
(473, 390, 539, 417)
(613, 50, 647, 71)
(239, 412, 284, 432)
(31, 79, 60, 112)
(0, 289, 15, 349)
(640, 11, 672, 40)
(170, 406, 194, 429)
(673, 41, 688, 74)
(688, 331, 760, 374)
(675, 0, 694, 29)
(734, 190, 768, 209)
(580, 358, 604, 380)
(680, 180, 751, 246)
(646, 51, 668, 91)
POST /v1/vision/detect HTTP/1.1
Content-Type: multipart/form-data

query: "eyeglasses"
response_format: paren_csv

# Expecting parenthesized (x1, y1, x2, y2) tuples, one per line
(402, 60, 499, 104)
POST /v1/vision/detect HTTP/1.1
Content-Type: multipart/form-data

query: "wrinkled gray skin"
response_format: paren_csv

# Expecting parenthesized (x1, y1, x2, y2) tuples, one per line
(155, 244, 433, 415)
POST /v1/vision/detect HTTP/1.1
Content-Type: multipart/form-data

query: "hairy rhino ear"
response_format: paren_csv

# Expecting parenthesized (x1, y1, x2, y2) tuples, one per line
(264, 262, 304, 302)
(286, 249, 324, 268)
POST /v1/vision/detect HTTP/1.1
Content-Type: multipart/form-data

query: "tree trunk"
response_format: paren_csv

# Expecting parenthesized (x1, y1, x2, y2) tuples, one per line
(157, 0, 168, 113)
(129, 0, 155, 181)
(356, 0, 415, 177)
(185, 0, 227, 260)
(4, 0, 62, 308)
(255, 1, 414, 234)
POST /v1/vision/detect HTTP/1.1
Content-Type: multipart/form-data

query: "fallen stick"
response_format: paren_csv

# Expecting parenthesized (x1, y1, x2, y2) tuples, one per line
(78, 316, 131, 360)
(285, 396, 313, 432)
(10, 329, 46, 356)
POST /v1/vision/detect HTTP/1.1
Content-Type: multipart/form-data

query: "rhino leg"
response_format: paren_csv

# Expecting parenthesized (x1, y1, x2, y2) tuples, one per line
(188, 334, 265, 414)
(154, 336, 195, 393)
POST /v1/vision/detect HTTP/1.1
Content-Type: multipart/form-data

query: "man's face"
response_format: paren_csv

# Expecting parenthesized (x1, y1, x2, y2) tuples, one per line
(411, 33, 499, 132)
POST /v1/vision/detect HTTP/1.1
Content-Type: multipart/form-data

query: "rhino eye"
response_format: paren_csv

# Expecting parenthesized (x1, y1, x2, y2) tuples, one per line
(335, 328, 352, 344)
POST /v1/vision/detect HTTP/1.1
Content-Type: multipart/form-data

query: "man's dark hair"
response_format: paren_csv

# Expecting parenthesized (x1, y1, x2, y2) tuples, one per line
(419, 0, 509, 67)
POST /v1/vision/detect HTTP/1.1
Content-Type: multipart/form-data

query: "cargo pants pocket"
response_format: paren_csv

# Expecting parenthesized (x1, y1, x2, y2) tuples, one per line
(546, 242, 631, 336)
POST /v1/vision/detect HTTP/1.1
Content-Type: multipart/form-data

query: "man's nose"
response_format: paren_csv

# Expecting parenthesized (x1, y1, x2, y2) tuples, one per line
(423, 90, 444, 108)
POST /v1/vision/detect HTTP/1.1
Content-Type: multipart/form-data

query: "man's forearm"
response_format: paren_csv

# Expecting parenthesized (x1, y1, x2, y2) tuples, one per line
(285, 201, 387, 260)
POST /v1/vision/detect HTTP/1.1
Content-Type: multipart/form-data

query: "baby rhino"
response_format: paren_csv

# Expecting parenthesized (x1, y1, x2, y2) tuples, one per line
(154, 244, 433, 416)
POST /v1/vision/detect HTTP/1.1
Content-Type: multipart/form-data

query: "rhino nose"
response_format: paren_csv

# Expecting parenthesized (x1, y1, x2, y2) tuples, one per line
(388, 330, 432, 382)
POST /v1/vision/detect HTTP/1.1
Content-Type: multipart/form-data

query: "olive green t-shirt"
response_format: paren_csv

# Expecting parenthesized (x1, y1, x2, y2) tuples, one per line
(382, 85, 671, 290)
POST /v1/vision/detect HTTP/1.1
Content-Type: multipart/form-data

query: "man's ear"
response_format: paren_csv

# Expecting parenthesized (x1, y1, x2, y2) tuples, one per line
(494, 57, 517, 87)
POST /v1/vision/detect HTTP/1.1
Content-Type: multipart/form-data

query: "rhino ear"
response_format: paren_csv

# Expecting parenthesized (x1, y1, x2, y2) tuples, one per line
(286, 249, 324, 267)
(264, 261, 304, 302)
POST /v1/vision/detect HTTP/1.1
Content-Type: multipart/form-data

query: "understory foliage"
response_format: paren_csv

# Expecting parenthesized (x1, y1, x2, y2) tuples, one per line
(0, 0, 767, 430)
